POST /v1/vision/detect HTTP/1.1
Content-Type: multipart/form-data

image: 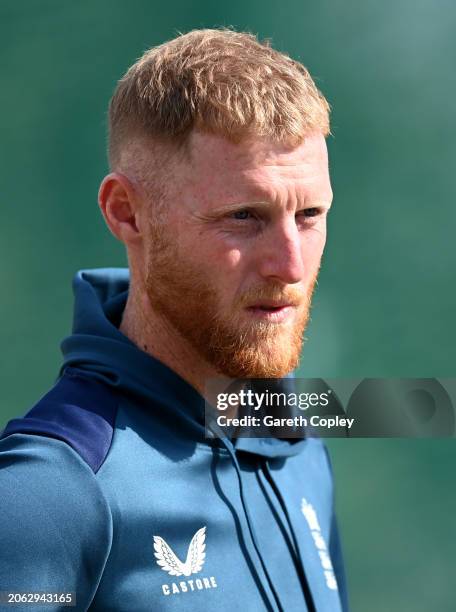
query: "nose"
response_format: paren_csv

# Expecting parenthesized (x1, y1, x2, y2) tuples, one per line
(256, 219, 305, 285)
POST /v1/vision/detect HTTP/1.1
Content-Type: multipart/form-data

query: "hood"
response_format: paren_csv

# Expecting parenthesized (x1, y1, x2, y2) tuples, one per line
(60, 268, 307, 459)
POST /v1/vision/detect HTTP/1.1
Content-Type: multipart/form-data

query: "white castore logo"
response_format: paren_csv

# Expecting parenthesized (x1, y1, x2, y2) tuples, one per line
(153, 527, 219, 597)
(153, 527, 206, 577)
(301, 498, 338, 591)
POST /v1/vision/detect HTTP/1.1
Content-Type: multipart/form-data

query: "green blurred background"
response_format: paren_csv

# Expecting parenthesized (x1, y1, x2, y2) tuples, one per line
(1, 1, 455, 610)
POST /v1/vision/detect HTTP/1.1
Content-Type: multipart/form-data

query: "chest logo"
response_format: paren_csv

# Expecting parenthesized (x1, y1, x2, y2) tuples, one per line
(153, 526, 207, 577)
(301, 498, 338, 591)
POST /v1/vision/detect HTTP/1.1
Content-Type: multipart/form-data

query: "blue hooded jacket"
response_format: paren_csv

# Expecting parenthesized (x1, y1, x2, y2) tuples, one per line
(0, 268, 349, 612)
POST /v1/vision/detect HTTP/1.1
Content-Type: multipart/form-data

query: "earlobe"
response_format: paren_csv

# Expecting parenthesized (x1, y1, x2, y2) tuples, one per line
(98, 172, 141, 244)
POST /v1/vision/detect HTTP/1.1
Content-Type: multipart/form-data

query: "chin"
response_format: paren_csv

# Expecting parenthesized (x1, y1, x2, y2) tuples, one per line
(215, 344, 302, 379)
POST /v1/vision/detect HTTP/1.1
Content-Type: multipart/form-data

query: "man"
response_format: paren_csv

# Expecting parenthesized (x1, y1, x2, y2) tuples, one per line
(0, 29, 348, 611)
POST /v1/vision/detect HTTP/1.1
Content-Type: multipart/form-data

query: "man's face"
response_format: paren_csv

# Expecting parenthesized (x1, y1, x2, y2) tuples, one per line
(144, 131, 333, 379)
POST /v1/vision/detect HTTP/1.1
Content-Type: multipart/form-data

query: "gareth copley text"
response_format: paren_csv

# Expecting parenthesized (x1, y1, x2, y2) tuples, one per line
(217, 414, 355, 430)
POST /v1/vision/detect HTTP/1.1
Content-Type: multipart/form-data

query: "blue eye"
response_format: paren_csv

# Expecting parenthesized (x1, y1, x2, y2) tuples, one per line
(232, 210, 252, 220)
(304, 207, 320, 217)
(297, 207, 320, 218)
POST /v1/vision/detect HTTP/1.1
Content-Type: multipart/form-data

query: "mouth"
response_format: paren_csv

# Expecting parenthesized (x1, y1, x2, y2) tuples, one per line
(245, 303, 296, 323)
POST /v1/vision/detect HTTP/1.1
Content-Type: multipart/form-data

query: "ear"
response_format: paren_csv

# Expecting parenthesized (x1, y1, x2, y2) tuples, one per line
(98, 172, 143, 245)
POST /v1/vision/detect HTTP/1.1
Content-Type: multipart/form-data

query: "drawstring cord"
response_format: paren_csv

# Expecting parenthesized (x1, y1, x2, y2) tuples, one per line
(217, 437, 285, 612)
(262, 460, 317, 612)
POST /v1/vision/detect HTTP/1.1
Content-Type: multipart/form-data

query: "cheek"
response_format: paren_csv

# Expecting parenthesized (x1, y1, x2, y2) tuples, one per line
(223, 247, 243, 269)
(190, 233, 244, 271)
(207, 248, 245, 299)
(201, 243, 247, 305)
(301, 229, 327, 265)
(181, 235, 246, 291)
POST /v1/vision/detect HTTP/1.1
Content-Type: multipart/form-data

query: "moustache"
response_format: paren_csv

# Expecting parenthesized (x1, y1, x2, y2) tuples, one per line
(236, 284, 309, 309)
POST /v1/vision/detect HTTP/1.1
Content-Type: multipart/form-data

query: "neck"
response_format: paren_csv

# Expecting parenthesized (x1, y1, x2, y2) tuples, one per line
(119, 285, 219, 397)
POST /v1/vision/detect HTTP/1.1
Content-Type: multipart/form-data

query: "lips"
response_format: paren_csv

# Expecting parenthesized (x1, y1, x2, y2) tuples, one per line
(245, 303, 296, 323)
(247, 302, 294, 311)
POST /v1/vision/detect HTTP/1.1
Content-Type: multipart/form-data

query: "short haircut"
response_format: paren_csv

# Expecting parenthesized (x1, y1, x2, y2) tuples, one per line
(108, 28, 330, 169)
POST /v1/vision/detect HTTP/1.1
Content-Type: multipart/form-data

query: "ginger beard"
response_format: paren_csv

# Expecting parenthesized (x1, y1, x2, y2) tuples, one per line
(145, 222, 319, 379)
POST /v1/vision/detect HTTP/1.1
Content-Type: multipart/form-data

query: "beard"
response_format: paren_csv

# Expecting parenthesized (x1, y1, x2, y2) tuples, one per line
(145, 223, 318, 379)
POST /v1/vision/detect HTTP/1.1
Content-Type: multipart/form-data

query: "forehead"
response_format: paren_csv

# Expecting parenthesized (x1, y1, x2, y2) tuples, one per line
(181, 131, 332, 204)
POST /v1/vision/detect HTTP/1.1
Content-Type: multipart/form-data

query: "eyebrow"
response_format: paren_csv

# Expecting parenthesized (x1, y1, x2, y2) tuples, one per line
(213, 201, 271, 214)
(210, 199, 332, 216)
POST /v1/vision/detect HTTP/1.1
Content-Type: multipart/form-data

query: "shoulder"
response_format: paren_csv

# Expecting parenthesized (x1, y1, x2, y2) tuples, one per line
(0, 431, 112, 526)
(1, 367, 118, 473)
(0, 372, 116, 602)
(0, 433, 113, 603)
